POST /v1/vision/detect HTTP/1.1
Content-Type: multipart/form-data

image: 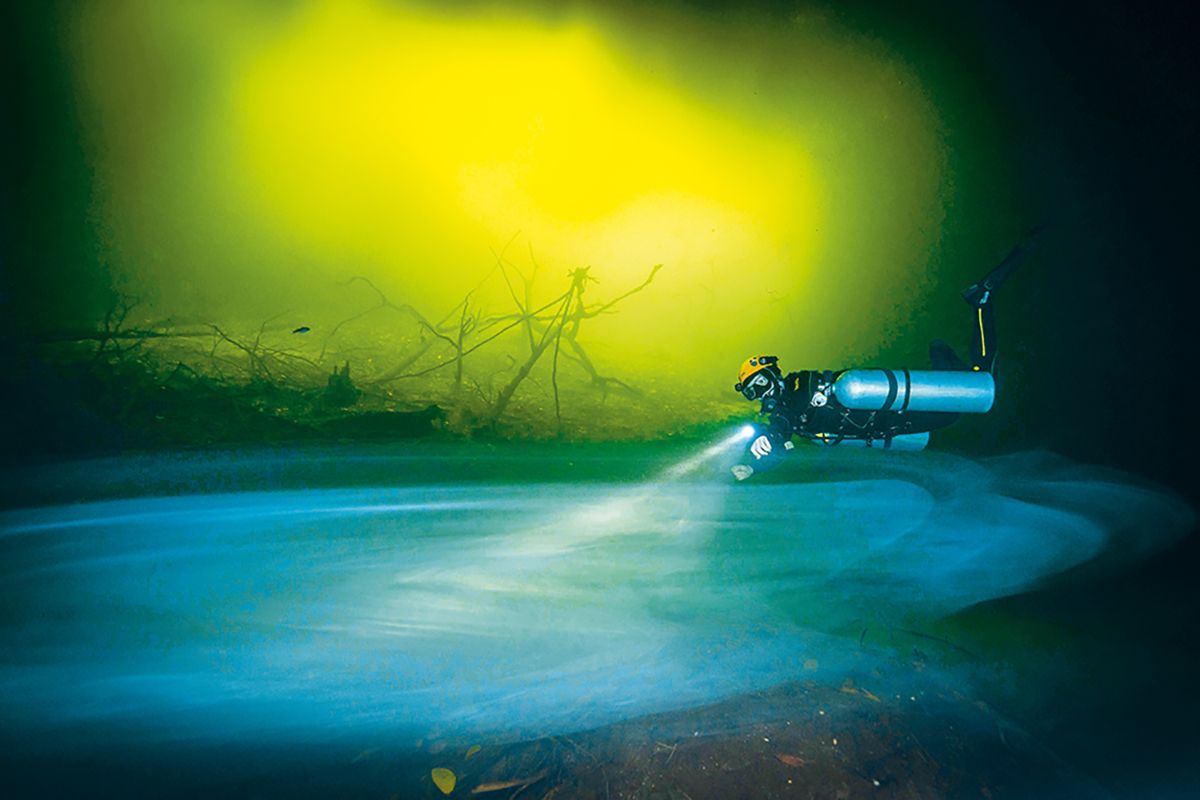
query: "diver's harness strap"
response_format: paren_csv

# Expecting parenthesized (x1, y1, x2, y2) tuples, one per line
(797, 369, 907, 448)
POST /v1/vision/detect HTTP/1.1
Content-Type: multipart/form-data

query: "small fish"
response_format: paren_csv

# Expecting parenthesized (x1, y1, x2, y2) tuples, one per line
(292, 326, 311, 334)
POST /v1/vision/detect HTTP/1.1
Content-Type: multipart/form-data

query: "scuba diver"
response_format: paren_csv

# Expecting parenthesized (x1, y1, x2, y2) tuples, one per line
(731, 229, 1040, 481)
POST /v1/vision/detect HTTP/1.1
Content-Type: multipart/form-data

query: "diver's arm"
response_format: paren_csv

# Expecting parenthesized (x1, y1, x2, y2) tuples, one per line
(731, 371, 801, 480)
(746, 411, 797, 461)
(733, 418, 795, 480)
(764, 410, 797, 450)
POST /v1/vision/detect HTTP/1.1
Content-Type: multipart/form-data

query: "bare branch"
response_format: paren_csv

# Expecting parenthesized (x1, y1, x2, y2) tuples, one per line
(321, 276, 439, 362)
(579, 264, 663, 320)
(560, 341, 640, 397)
(369, 289, 571, 384)
(492, 232, 527, 311)
(41, 329, 212, 344)
(210, 325, 274, 381)
(485, 268, 589, 427)
(454, 294, 472, 395)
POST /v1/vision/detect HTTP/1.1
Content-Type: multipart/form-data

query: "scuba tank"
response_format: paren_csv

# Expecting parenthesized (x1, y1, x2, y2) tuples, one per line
(831, 369, 994, 414)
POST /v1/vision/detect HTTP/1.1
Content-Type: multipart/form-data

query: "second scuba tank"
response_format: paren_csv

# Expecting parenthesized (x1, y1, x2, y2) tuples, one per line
(812, 431, 931, 451)
(832, 369, 995, 414)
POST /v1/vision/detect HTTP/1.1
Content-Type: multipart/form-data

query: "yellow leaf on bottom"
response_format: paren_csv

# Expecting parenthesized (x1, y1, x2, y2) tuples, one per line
(432, 767, 457, 795)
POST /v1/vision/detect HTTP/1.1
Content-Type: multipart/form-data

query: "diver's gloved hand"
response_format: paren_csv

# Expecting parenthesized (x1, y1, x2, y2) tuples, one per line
(750, 435, 773, 459)
(731, 464, 754, 481)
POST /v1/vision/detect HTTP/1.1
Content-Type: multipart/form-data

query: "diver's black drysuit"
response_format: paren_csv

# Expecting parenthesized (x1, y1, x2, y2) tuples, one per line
(740, 229, 1037, 468)
(750, 351, 970, 458)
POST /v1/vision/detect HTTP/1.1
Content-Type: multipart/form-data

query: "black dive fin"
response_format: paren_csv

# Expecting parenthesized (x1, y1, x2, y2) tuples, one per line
(962, 223, 1045, 307)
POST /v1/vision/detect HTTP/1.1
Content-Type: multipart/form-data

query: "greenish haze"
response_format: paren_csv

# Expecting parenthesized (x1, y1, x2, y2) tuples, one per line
(21, 0, 1029, 438)
(5, 0, 1046, 442)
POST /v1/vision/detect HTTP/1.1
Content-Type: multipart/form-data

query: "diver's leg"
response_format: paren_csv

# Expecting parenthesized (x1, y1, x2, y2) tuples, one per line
(961, 224, 1043, 308)
(968, 301, 998, 372)
(929, 339, 968, 371)
(961, 225, 1042, 372)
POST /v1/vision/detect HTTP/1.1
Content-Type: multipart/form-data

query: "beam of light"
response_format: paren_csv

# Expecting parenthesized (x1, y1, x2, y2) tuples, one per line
(658, 425, 757, 482)
(502, 424, 755, 558)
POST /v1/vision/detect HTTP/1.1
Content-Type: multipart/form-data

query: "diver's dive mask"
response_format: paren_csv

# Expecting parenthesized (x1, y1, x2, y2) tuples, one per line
(738, 371, 776, 401)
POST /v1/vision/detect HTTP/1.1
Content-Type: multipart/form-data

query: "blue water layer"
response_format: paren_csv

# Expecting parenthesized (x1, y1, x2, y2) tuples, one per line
(0, 447, 1190, 748)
